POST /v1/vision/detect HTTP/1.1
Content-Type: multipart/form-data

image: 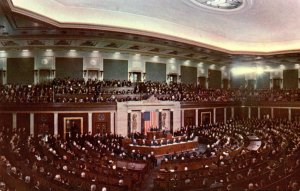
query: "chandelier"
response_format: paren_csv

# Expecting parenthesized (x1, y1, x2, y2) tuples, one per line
(194, 0, 243, 9)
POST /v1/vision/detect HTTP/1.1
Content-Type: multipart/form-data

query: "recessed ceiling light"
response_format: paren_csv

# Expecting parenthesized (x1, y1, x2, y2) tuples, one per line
(46, 49, 52, 52)
(22, 49, 29, 52)
(70, 49, 76, 52)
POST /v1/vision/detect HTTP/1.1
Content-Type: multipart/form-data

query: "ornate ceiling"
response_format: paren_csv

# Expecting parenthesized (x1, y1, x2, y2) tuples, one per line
(7, 0, 300, 54)
(1, 0, 300, 67)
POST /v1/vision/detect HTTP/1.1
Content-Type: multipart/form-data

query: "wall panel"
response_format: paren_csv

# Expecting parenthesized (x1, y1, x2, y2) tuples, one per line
(226, 107, 232, 121)
(257, 72, 270, 89)
(0, 113, 13, 130)
(291, 109, 300, 121)
(231, 73, 245, 89)
(92, 113, 111, 134)
(17, 113, 30, 136)
(283, 69, 298, 89)
(34, 113, 54, 136)
(251, 107, 258, 118)
(234, 107, 248, 119)
(184, 110, 195, 126)
(181, 66, 197, 84)
(7, 58, 34, 84)
(146, 62, 166, 82)
(55, 57, 83, 78)
(216, 108, 224, 123)
(274, 108, 288, 119)
(260, 108, 271, 119)
(208, 69, 221, 89)
(103, 59, 128, 80)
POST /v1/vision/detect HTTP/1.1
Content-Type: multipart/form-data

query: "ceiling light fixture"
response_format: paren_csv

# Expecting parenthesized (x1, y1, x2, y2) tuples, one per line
(191, 0, 244, 10)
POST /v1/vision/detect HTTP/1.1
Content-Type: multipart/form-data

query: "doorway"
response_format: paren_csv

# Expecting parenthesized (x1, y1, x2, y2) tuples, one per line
(64, 117, 83, 139)
(132, 72, 141, 82)
(201, 112, 211, 125)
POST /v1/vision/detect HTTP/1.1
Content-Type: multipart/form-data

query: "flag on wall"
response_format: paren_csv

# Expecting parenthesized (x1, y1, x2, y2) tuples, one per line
(144, 111, 157, 133)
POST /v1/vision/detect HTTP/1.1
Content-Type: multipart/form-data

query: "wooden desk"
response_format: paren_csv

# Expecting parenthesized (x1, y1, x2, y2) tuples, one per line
(128, 140, 198, 156)
(147, 131, 164, 139)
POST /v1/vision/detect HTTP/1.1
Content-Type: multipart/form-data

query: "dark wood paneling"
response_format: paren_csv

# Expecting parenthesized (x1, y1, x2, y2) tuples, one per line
(92, 113, 111, 134)
(226, 108, 232, 121)
(184, 110, 195, 126)
(16, 113, 30, 136)
(0, 113, 13, 130)
(0, 103, 116, 112)
(234, 107, 248, 119)
(274, 108, 288, 119)
(34, 113, 54, 136)
(216, 108, 224, 123)
(260, 108, 271, 119)
(251, 107, 258, 119)
(291, 109, 300, 121)
(58, 113, 88, 138)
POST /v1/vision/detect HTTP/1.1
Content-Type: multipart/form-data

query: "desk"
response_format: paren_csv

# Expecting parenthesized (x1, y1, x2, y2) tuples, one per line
(128, 140, 198, 156)
(147, 131, 164, 139)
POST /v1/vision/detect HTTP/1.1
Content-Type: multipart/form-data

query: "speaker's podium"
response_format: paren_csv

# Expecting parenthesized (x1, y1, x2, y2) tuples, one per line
(127, 131, 198, 156)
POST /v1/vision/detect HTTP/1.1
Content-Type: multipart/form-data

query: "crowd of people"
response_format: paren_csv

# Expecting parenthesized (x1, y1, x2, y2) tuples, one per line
(0, 118, 299, 190)
(155, 119, 300, 191)
(0, 127, 153, 191)
(1, 78, 300, 103)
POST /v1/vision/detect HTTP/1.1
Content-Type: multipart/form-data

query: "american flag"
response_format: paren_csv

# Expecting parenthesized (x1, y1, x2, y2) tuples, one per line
(144, 111, 157, 133)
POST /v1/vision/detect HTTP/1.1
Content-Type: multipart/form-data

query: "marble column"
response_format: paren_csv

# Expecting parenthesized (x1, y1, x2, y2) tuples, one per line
(141, 110, 145, 134)
(271, 107, 274, 119)
(30, 113, 34, 135)
(248, 107, 251, 119)
(158, 110, 162, 130)
(181, 110, 184, 127)
(213, 108, 216, 124)
(170, 110, 174, 133)
(12, 113, 17, 129)
(110, 112, 115, 134)
(88, 112, 92, 133)
(195, 109, 199, 127)
(54, 113, 58, 136)
(224, 108, 227, 123)
(127, 111, 131, 136)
